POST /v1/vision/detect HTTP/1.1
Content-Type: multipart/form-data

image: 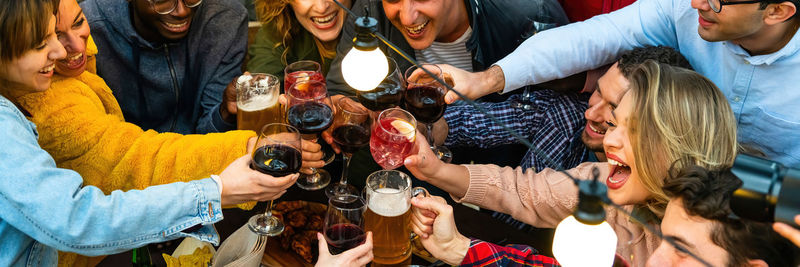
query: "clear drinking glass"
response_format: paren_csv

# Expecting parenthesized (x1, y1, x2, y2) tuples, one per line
(363, 170, 428, 264)
(247, 123, 302, 235)
(326, 96, 372, 198)
(356, 57, 405, 112)
(403, 64, 452, 163)
(284, 60, 335, 165)
(236, 73, 282, 132)
(323, 194, 367, 255)
(286, 80, 333, 190)
(369, 108, 417, 170)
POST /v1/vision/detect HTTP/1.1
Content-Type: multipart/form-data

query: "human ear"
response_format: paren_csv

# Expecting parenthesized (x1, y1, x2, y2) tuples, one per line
(763, 2, 797, 25)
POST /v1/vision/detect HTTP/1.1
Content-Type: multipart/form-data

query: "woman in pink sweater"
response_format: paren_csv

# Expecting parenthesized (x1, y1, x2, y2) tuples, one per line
(405, 61, 738, 266)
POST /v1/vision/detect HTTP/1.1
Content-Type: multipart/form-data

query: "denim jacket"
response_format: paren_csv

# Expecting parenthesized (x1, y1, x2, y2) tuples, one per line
(81, 0, 247, 134)
(0, 95, 224, 266)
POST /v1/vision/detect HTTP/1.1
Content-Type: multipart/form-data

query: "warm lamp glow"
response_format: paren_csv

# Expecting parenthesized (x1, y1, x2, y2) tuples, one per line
(552, 215, 617, 267)
(341, 47, 388, 91)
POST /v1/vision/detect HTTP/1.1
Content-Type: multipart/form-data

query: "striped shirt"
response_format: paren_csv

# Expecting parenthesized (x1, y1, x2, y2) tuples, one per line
(414, 27, 474, 72)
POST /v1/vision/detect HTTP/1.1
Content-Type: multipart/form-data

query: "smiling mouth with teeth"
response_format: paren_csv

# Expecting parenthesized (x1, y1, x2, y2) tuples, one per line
(164, 21, 188, 28)
(39, 64, 55, 73)
(312, 13, 337, 25)
(606, 158, 631, 185)
(588, 124, 606, 134)
(405, 20, 429, 35)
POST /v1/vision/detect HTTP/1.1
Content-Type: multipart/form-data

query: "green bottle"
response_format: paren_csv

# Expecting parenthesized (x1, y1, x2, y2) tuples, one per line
(131, 245, 154, 267)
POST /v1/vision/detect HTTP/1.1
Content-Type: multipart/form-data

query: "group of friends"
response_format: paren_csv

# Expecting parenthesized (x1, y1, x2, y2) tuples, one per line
(1, 0, 800, 266)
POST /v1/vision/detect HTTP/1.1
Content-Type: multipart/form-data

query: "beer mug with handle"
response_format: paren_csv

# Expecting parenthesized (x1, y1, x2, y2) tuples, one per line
(236, 73, 282, 132)
(364, 170, 428, 265)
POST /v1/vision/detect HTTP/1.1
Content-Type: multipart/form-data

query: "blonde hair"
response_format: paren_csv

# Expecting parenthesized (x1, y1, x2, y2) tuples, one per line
(626, 60, 738, 217)
(254, 0, 298, 66)
(0, 0, 59, 62)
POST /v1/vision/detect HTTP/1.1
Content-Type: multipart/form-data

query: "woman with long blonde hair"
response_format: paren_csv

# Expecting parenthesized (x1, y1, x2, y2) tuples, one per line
(247, 0, 352, 83)
(405, 60, 738, 266)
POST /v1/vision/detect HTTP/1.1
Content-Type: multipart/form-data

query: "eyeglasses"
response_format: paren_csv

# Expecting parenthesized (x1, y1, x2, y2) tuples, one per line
(707, 0, 765, 13)
(147, 0, 202, 15)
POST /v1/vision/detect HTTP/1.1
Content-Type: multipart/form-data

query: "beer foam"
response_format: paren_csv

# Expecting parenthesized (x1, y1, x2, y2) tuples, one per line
(237, 74, 252, 84)
(238, 95, 278, 111)
(368, 188, 409, 217)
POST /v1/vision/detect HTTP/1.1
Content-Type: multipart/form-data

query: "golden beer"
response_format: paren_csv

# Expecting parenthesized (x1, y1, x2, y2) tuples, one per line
(364, 187, 412, 264)
(237, 94, 282, 132)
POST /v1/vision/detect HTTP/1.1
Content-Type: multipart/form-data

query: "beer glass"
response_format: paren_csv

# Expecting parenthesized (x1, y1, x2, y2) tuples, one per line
(236, 73, 282, 132)
(364, 170, 428, 264)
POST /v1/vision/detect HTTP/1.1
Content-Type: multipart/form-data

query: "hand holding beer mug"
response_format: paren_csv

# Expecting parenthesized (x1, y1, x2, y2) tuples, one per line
(236, 73, 282, 132)
(409, 195, 471, 265)
(364, 170, 429, 265)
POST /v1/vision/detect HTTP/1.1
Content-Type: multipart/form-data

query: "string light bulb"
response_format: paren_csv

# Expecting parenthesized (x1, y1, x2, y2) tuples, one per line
(341, 17, 388, 91)
(552, 176, 618, 267)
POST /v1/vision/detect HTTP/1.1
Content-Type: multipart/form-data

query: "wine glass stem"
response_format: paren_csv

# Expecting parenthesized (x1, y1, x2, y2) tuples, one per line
(263, 200, 274, 217)
(340, 153, 352, 186)
(426, 123, 436, 150)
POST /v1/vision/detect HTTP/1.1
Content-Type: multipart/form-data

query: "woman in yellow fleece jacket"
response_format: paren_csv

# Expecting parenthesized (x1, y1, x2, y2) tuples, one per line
(10, 0, 324, 266)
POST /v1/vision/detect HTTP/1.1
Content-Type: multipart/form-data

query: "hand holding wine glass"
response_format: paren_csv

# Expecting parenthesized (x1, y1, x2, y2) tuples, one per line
(315, 231, 373, 267)
(247, 123, 303, 236)
(326, 96, 372, 198)
(286, 80, 334, 191)
(323, 194, 368, 255)
(403, 64, 452, 163)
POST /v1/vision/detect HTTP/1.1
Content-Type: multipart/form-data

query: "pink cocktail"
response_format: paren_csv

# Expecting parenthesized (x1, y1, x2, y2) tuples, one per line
(370, 108, 417, 170)
(284, 60, 324, 91)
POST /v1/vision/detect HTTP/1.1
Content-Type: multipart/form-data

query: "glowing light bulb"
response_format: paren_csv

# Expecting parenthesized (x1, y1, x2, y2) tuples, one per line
(552, 215, 618, 267)
(341, 47, 388, 91)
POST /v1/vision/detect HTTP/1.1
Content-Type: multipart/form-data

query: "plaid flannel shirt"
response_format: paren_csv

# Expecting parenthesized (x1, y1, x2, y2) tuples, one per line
(444, 90, 589, 172)
(461, 238, 561, 267)
(444, 90, 591, 230)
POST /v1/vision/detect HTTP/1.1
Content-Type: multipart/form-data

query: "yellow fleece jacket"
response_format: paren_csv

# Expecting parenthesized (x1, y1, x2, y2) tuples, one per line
(13, 38, 256, 267)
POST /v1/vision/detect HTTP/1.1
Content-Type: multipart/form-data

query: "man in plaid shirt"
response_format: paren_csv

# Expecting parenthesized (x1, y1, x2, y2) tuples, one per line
(437, 46, 692, 229)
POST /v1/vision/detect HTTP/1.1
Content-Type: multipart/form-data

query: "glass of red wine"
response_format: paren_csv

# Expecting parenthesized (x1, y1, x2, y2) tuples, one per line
(325, 96, 372, 198)
(285, 60, 335, 165)
(356, 57, 405, 111)
(323, 194, 367, 255)
(247, 123, 302, 236)
(286, 79, 333, 191)
(403, 64, 452, 163)
(370, 108, 417, 170)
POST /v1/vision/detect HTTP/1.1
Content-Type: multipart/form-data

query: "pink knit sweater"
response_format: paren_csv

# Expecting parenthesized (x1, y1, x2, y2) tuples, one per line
(453, 162, 661, 266)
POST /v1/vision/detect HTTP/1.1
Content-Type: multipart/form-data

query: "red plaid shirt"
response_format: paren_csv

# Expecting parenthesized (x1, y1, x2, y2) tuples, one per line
(460, 239, 561, 267)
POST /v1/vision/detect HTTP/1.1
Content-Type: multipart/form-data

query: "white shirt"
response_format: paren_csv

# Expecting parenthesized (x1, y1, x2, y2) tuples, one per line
(415, 27, 474, 72)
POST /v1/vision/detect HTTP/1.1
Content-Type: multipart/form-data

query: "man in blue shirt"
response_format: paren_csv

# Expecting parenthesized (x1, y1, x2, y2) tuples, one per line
(434, 0, 800, 166)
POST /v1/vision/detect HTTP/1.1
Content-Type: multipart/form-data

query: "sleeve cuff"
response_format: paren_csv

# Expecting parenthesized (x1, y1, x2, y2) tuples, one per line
(450, 165, 491, 205)
(210, 103, 237, 132)
(210, 175, 223, 196)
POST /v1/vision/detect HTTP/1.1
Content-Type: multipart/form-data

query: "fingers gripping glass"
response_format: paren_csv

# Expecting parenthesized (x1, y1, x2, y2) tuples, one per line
(708, 0, 765, 12)
(148, 0, 202, 15)
(247, 123, 303, 236)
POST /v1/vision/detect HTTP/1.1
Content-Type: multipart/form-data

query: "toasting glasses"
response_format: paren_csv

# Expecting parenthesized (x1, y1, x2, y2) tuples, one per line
(325, 96, 372, 198)
(247, 123, 302, 235)
(286, 80, 333, 191)
(403, 64, 452, 163)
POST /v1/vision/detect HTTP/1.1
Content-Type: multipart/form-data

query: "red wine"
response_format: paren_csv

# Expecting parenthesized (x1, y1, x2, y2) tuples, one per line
(250, 145, 302, 176)
(403, 85, 445, 124)
(287, 102, 333, 134)
(325, 223, 366, 255)
(332, 125, 370, 154)
(357, 81, 404, 111)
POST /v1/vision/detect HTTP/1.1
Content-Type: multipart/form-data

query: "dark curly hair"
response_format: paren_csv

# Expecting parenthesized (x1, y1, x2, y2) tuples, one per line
(617, 46, 692, 77)
(663, 164, 800, 267)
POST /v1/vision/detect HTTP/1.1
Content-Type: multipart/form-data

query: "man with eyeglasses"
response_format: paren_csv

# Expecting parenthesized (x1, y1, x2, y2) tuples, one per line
(432, 0, 800, 167)
(81, 0, 248, 134)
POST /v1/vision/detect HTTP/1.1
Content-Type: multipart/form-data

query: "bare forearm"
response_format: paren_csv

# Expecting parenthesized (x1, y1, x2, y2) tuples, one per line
(428, 164, 471, 199)
(481, 65, 506, 96)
